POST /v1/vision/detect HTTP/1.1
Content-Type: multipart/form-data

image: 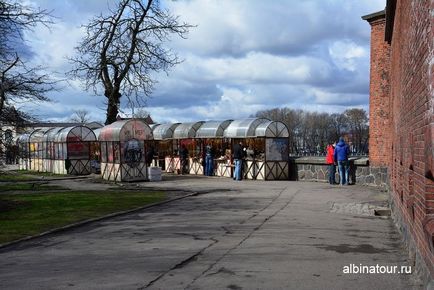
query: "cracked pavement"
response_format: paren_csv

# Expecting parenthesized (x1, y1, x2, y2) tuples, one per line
(0, 176, 421, 289)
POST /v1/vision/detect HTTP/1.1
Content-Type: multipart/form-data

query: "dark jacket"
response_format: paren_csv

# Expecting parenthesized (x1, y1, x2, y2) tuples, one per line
(179, 147, 188, 160)
(333, 139, 350, 162)
(205, 145, 214, 157)
(233, 143, 244, 159)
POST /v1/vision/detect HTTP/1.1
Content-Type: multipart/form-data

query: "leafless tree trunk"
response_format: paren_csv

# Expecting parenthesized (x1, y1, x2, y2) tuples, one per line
(68, 0, 193, 125)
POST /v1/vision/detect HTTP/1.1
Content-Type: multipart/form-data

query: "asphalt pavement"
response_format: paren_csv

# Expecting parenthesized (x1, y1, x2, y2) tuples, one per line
(0, 174, 422, 289)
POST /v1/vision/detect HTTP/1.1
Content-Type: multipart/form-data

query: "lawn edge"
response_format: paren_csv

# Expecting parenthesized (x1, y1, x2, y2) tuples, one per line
(0, 191, 198, 251)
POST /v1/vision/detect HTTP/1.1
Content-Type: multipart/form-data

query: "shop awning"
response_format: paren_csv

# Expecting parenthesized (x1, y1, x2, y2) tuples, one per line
(92, 128, 102, 139)
(29, 128, 50, 143)
(44, 127, 65, 142)
(17, 133, 31, 145)
(223, 118, 269, 138)
(99, 119, 153, 142)
(152, 123, 180, 140)
(195, 120, 233, 138)
(255, 121, 289, 138)
(56, 126, 97, 143)
(172, 121, 204, 139)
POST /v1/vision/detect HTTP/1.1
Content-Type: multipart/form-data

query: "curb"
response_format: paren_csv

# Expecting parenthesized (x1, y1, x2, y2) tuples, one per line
(0, 191, 200, 251)
(0, 175, 93, 183)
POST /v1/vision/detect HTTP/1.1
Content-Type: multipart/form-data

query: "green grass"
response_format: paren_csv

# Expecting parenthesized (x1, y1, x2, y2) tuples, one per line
(0, 183, 67, 192)
(13, 170, 69, 177)
(0, 173, 37, 182)
(0, 190, 166, 244)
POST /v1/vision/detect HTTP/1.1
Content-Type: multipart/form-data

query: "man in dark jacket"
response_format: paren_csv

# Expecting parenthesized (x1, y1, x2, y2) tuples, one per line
(233, 141, 245, 181)
(333, 137, 350, 185)
(179, 144, 189, 174)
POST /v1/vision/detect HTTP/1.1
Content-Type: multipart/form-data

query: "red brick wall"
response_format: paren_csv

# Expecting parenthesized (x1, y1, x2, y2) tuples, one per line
(386, 0, 434, 278)
(366, 15, 392, 167)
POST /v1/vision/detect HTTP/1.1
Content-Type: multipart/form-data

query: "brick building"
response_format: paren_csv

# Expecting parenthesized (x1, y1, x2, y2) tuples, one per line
(363, 0, 434, 285)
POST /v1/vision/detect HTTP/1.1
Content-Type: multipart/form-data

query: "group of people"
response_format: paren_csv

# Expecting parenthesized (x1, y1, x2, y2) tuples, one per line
(178, 142, 219, 176)
(326, 137, 351, 185)
(177, 141, 247, 180)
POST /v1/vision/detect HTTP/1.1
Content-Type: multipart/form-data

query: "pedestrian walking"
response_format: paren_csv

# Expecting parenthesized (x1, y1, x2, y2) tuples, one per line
(333, 137, 350, 185)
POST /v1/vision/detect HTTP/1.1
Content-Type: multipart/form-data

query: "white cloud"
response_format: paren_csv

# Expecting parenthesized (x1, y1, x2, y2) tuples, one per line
(19, 0, 386, 123)
(328, 40, 367, 71)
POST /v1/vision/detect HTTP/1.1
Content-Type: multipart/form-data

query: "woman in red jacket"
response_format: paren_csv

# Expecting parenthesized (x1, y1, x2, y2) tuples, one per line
(326, 142, 337, 184)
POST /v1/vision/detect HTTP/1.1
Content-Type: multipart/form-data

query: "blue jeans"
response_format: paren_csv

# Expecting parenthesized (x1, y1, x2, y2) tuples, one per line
(338, 160, 350, 185)
(328, 164, 336, 184)
(205, 155, 213, 176)
(234, 159, 242, 180)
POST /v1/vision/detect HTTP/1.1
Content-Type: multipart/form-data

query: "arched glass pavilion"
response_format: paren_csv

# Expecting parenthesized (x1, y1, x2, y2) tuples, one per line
(150, 118, 290, 180)
(99, 119, 153, 182)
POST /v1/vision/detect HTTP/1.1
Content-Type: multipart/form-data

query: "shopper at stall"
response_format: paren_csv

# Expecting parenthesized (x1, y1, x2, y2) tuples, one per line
(146, 146, 155, 167)
(205, 143, 214, 176)
(179, 144, 189, 174)
(233, 141, 245, 181)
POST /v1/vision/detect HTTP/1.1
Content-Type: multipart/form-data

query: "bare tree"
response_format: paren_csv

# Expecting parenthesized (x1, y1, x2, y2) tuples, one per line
(344, 108, 369, 153)
(0, 0, 57, 115)
(68, 0, 193, 125)
(70, 109, 91, 123)
(133, 108, 150, 119)
(254, 107, 369, 155)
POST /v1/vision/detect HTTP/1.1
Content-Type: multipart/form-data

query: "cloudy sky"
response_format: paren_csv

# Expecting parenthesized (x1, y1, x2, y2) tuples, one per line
(21, 0, 385, 124)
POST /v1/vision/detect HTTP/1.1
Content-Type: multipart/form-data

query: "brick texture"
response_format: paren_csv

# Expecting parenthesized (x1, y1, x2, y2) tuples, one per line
(365, 0, 434, 279)
(366, 14, 392, 167)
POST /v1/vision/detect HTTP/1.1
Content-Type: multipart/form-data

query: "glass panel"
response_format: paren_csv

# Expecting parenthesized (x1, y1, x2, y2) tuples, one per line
(121, 139, 144, 166)
(101, 142, 107, 163)
(173, 122, 204, 139)
(99, 120, 153, 142)
(195, 120, 233, 138)
(266, 138, 289, 161)
(224, 118, 269, 138)
(152, 123, 180, 140)
(107, 142, 114, 163)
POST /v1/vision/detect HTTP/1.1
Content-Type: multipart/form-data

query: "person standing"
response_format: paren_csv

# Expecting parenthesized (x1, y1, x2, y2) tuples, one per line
(233, 141, 244, 181)
(326, 141, 337, 184)
(179, 144, 189, 174)
(333, 137, 350, 185)
(205, 143, 214, 176)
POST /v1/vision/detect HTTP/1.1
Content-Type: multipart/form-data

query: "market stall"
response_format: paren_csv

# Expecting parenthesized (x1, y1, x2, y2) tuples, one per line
(223, 118, 289, 180)
(171, 121, 204, 174)
(52, 126, 97, 175)
(99, 119, 153, 182)
(252, 120, 290, 180)
(195, 120, 233, 177)
(152, 123, 180, 170)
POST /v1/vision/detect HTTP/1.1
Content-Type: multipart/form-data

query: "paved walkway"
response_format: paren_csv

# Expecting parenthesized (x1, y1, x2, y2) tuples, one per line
(0, 176, 421, 289)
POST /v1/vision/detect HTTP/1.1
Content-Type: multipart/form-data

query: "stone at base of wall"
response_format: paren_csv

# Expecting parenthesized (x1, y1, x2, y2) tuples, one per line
(289, 157, 389, 188)
(390, 197, 433, 288)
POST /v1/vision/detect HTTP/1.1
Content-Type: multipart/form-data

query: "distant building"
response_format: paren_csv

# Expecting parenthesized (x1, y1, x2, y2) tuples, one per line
(363, 0, 434, 285)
